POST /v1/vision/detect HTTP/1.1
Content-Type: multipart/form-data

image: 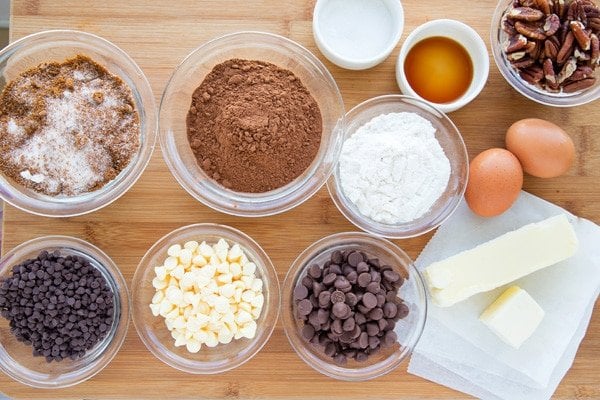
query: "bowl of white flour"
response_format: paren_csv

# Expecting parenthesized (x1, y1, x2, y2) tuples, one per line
(327, 95, 468, 238)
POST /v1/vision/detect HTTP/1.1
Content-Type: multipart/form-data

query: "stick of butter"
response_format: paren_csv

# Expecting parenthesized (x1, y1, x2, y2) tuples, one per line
(480, 286, 544, 349)
(423, 214, 578, 307)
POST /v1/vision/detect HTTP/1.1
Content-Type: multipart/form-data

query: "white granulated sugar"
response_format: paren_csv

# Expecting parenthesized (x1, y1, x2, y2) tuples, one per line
(339, 112, 451, 224)
(8, 79, 119, 195)
(7, 118, 24, 139)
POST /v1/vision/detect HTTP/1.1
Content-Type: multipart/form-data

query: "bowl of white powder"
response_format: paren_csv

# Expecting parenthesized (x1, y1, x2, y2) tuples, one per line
(327, 95, 468, 238)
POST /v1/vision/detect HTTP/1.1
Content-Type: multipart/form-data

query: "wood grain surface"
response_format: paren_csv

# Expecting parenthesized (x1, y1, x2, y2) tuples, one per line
(1, 0, 599, 398)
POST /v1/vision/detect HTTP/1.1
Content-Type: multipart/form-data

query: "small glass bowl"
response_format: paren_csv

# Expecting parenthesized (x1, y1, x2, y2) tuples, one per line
(327, 95, 468, 239)
(159, 31, 345, 217)
(0, 30, 157, 217)
(131, 223, 280, 374)
(491, 0, 600, 107)
(282, 232, 427, 381)
(0, 236, 130, 388)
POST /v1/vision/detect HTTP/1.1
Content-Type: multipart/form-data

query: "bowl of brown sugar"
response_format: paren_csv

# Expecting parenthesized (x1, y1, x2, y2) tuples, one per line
(160, 31, 345, 217)
(0, 30, 157, 217)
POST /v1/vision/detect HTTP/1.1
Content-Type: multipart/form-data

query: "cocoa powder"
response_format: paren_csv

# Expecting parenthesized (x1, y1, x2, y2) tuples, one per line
(186, 59, 322, 193)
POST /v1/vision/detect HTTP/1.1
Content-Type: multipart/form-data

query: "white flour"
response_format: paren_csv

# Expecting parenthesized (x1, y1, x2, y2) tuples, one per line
(339, 112, 451, 224)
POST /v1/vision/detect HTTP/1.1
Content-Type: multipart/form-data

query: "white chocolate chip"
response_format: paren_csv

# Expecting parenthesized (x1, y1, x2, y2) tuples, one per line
(150, 237, 265, 353)
(167, 244, 182, 257)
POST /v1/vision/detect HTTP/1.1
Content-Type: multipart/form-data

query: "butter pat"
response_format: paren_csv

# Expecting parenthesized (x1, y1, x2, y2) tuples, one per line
(480, 286, 544, 349)
(423, 214, 578, 307)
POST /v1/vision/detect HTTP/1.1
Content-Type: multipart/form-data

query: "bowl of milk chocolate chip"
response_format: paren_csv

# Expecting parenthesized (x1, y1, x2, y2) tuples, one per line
(159, 31, 345, 217)
(0, 30, 157, 217)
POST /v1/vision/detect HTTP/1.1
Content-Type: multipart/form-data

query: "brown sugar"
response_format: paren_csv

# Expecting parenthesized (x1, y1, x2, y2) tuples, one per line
(0, 55, 140, 196)
(186, 59, 323, 193)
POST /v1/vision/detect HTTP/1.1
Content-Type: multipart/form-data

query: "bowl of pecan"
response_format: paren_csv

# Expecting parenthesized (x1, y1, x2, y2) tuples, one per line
(492, 0, 600, 106)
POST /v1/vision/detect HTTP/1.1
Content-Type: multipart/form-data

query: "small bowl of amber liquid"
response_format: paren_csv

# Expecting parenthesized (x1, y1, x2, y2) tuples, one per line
(396, 19, 489, 113)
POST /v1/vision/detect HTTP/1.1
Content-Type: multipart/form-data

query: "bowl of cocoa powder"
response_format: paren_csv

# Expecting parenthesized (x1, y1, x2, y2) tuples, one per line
(492, 0, 600, 106)
(159, 31, 345, 217)
(0, 30, 157, 217)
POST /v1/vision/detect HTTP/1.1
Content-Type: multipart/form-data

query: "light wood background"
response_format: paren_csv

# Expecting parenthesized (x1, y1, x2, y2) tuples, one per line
(1, 0, 599, 398)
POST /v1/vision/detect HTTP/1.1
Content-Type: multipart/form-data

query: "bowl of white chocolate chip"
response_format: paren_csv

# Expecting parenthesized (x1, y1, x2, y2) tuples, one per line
(131, 223, 280, 374)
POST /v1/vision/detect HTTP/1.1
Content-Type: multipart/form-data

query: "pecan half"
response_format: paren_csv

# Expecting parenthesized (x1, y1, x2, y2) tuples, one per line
(563, 76, 597, 91)
(570, 65, 594, 80)
(515, 21, 548, 39)
(557, 57, 578, 83)
(571, 20, 592, 50)
(543, 58, 558, 83)
(503, 16, 518, 35)
(543, 13, 562, 35)
(512, 56, 536, 68)
(509, 7, 545, 20)
(520, 0, 538, 7)
(557, 31, 576, 63)
(545, 37, 560, 57)
(589, 17, 600, 30)
(508, 50, 529, 61)
(520, 65, 545, 83)
(535, 0, 552, 15)
(555, 0, 567, 19)
(591, 33, 600, 64)
(567, 0, 579, 21)
(505, 34, 529, 52)
(574, 47, 591, 60)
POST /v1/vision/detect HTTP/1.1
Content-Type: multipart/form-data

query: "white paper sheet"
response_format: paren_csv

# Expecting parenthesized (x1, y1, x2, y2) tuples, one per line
(408, 294, 596, 400)
(409, 191, 600, 397)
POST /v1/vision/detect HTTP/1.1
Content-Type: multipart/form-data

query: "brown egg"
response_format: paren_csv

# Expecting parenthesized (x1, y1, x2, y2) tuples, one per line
(465, 148, 523, 217)
(506, 118, 575, 178)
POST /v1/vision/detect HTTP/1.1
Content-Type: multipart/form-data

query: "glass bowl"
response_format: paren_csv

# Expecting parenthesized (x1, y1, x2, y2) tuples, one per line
(0, 30, 157, 217)
(0, 236, 130, 388)
(131, 223, 280, 374)
(491, 0, 600, 107)
(159, 31, 345, 217)
(282, 232, 427, 381)
(327, 95, 468, 239)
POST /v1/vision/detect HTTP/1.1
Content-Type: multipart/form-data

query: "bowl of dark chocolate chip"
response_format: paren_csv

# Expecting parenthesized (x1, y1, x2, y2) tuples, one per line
(159, 31, 345, 217)
(282, 232, 427, 381)
(0, 236, 130, 388)
(0, 30, 157, 217)
(492, 0, 600, 106)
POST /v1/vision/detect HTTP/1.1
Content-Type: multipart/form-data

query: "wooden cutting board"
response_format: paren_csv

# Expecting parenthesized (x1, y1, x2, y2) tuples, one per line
(1, 0, 599, 398)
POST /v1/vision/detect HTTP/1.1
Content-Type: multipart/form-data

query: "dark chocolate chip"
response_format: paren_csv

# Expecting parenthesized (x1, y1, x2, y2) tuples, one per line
(383, 270, 401, 283)
(382, 330, 398, 347)
(307, 264, 322, 279)
(302, 324, 315, 340)
(331, 250, 343, 265)
(368, 307, 384, 321)
(357, 273, 371, 288)
(322, 273, 337, 286)
(331, 290, 345, 303)
(318, 291, 331, 307)
(366, 282, 380, 294)
(342, 317, 355, 332)
(356, 261, 369, 274)
(297, 299, 313, 316)
(396, 302, 410, 319)
(293, 284, 308, 301)
(383, 302, 398, 319)
(361, 292, 377, 309)
(332, 302, 350, 319)
(347, 251, 363, 267)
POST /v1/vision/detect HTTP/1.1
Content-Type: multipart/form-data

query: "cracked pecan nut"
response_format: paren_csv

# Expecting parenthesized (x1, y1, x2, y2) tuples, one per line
(506, 34, 529, 52)
(509, 7, 545, 20)
(557, 57, 578, 83)
(535, 0, 553, 15)
(543, 14, 562, 35)
(515, 21, 548, 39)
(557, 31, 576, 63)
(543, 58, 558, 83)
(545, 37, 560, 57)
(570, 65, 595, 80)
(591, 33, 600, 63)
(563, 76, 597, 91)
(520, 65, 545, 83)
(570, 20, 592, 49)
(555, 0, 568, 19)
(511, 56, 537, 68)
